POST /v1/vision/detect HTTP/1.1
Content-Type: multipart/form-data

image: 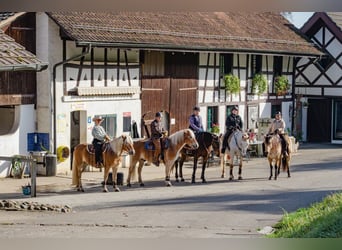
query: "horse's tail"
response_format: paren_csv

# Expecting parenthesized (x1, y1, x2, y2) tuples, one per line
(282, 154, 288, 172)
(72, 146, 79, 186)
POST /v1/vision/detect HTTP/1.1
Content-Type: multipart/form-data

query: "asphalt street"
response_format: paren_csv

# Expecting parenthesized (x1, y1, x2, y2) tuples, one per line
(0, 143, 341, 238)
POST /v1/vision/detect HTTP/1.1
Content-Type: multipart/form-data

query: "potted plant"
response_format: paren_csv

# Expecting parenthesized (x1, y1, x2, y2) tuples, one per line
(274, 75, 290, 96)
(251, 73, 267, 95)
(224, 74, 240, 94)
(211, 123, 220, 134)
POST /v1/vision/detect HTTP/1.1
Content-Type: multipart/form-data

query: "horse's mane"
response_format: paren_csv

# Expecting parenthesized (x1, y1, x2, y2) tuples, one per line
(169, 129, 194, 146)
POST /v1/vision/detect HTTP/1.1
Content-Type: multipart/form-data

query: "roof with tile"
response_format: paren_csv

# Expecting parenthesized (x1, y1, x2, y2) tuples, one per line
(47, 12, 322, 57)
(0, 29, 48, 71)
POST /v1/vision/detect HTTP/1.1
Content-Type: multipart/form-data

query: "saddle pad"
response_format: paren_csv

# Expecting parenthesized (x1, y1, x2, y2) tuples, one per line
(144, 141, 155, 151)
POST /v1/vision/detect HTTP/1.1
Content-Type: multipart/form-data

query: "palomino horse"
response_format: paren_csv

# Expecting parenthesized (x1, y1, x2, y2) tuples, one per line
(264, 133, 291, 180)
(126, 128, 199, 187)
(220, 129, 249, 180)
(174, 131, 220, 183)
(72, 135, 135, 192)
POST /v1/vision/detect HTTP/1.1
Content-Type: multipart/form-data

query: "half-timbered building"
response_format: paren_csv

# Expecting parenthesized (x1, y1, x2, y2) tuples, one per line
(0, 12, 48, 177)
(295, 12, 342, 143)
(36, 12, 321, 173)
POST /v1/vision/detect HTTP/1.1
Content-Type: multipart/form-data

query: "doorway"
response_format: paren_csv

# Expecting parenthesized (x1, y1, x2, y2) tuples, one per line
(70, 110, 87, 169)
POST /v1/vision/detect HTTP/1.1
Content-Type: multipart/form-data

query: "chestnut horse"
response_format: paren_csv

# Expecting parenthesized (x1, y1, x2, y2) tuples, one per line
(174, 132, 221, 183)
(126, 128, 199, 187)
(72, 135, 135, 192)
(220, 129, 249, 180)
(264, 133, 291, 180)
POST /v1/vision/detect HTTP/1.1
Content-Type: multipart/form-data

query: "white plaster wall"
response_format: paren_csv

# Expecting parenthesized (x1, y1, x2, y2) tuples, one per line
(0, 105, 36, 177)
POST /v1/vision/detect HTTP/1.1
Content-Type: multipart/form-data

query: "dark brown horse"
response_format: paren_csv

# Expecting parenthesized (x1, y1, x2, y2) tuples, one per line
(174, 132, 221, 183)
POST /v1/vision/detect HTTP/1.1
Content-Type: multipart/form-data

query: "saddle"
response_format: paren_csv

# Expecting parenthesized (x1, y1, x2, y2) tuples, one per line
(87, 143, 110, 154)
(144, 138, 170, 151)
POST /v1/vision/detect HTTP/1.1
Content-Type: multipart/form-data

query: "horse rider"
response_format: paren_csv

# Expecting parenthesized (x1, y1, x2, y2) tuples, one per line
(267, 111, 289, 156)
(92, 115, 111, 168)
(150, 112, 167, 166)
(221, 105, 244, 154)
(189, 106, 204, 133)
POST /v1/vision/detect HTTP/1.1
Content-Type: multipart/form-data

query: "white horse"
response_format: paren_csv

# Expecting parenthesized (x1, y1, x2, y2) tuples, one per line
(220, 130, 249, 180)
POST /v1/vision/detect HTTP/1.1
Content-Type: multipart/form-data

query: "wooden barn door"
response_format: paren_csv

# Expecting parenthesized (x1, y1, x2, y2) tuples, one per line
(141, 52, 198, 136)
(307, 98, 332, 142)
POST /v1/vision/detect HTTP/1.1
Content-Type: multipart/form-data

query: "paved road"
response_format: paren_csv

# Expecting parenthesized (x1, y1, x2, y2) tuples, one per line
(0, 143, 341, 238)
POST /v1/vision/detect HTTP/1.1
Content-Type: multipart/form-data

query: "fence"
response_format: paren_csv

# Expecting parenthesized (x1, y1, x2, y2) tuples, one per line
(0, 155, 37, 197)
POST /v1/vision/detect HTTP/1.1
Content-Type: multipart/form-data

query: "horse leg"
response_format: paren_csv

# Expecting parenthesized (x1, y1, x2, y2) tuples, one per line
(268, 161, 273, 180)
(174, 159, 179, 182)
(179, 154, 186, 182)
(201, 156, 208, 183)
(77, 164, 85, 192)
(138, 160, 145, 187)
(220, 154, 225, 178)
(238, 157, 243, 180)
(103, 166, 111, 192)
(112, 166, 120, 192)
(165, 163, 172, 187)
(191, 157, 198, 184)
(229, 158, 234, 180)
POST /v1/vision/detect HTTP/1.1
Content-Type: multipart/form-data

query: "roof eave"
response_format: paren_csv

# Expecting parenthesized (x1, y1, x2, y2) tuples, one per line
(76, 41, 323, 58)
(0, 63, 49, 72)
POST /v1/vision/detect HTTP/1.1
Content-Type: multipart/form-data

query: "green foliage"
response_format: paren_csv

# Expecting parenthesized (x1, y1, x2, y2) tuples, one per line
(274, 75, 290, 95)
(210, 124, 220, 134)
(268, 192, 342, 238)
(224, 74, 240, 94)
(251, 73, 267, 95)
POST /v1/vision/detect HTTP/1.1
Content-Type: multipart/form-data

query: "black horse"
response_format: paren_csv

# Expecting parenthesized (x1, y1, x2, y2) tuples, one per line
(174, 131, 220, 183)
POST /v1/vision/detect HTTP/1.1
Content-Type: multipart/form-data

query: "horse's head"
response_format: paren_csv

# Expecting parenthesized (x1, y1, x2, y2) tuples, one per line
(121, 135, 135, 155)
(240, 132, 250, 157)
(184, 129, 199, 149)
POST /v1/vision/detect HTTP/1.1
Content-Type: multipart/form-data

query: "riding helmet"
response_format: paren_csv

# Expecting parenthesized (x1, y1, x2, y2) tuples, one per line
(232, 105, 239, 111)
(155, 112, 163, 117)
(193, 106, 200, 111)
(275, 111, 281, 116)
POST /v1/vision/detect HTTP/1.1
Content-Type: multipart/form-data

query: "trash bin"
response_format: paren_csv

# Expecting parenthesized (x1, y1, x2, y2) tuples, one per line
(45, 154, 57, 176)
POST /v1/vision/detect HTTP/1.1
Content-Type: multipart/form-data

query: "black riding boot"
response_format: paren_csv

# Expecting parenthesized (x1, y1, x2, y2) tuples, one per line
(221, 132, 230, 154)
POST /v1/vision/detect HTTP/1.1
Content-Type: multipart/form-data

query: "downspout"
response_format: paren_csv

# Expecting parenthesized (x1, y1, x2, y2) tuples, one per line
(52, 44, 91, 153)
(291, 57, 299, 135)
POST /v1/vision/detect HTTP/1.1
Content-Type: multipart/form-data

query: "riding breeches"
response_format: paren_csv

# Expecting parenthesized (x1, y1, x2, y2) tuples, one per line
(92, 139, 104, 164)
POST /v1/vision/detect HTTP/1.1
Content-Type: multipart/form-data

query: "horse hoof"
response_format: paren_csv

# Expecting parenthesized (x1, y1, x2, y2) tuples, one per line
(238, 176, 243, 180)
(268, 177, 272, 180)
(140, 183, 145, 187)
(181, 178, 185, 182)
(229, 177, 233, 181)
(166, 182, 172, 187)
(114, 188, 120, 192)
(202, 179, 207, 183)
(103, 188, 109, 192)
(127, 183, 131, 187)
(191, 179, 196, 184)
(221, 174, 224, 178)
(176, 179, 179, 183)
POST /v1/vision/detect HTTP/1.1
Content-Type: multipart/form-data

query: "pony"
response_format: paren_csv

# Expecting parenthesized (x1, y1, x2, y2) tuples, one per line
(126, 128, 199, 187)
(173, 131, 220, 183)
(220, 129, 249, 180)
(264, 133, 291, 180)
(72, 135, 135, 192)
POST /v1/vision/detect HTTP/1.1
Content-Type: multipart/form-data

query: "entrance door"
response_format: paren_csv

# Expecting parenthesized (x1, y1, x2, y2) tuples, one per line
(70, 110, 87, 169)
(307, 98, 331, 142)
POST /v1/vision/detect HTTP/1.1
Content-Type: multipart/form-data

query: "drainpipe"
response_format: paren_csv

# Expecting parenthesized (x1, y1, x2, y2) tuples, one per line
(52, 44, 91, 153)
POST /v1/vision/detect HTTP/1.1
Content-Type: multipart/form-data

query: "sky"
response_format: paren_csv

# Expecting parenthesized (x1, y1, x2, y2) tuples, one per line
(285, 12, 314, 28)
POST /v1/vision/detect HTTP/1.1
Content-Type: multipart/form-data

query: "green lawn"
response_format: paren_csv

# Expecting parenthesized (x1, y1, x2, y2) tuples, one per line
(268, 192, 342, 238)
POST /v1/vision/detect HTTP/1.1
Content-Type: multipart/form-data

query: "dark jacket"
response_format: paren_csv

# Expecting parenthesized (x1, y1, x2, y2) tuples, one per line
(150, 119, 164, 139)
(225, 114, 243, 131)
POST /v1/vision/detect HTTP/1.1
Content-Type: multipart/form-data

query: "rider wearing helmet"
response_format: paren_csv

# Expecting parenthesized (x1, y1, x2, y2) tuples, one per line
(221, 106, 243, 154)
(150, 112, 166, 166)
